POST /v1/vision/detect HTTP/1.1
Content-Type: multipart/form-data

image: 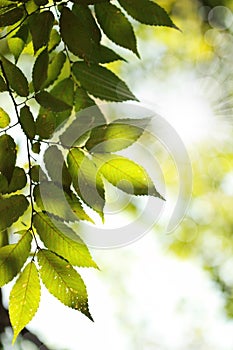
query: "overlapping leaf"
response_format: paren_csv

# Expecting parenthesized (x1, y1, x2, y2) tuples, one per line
(1, 167, 27, 194)
(0, 230, 32, 287)
(33, 212, 97, 267)
(72, 61, 137, 102)
(0, 134, 16, 183)
(37, 249, 93, 320)
(86, 118, 150, 152)
(20, 105, 36, 140)
(9, 262, 40, 343)
(29, 11, 54, 53)
(0, 195, 29, 231)
(0, 6, 25, 27)
(94, 153, 164, 198)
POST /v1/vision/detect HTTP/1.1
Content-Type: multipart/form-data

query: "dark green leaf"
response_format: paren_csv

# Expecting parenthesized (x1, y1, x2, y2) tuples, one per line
(0, 134, 16, 183)
(32, 49, 49, 92)
(20, 105, 36, 140)
(95, 2, 139, 57)
(29, 11, 54, 53)
(67, 148, 105, 217)
(0, 6, 24, 27)
(0, 107, 10, 128)
(1, 167, 27, 194)
(94, 153, 164, 198)
(33, 212, 97, 267)
(118, 0, 178, 28)
(71, 0, 110, 3)
(0, 195, 29, 232)
(86, 118, 150, 152)
(0, 230, 8, 248)
(72, 61, 137, 102)
(42, 51, 66, 89)
(92, 45, 125, 63)
(37, 249, 93, 320)
(0, 230, 32, 287)
(34, 0, 48, 5)
(0, 76, 7, 92)
(31, 141, 41, 154)
(35, 110, 56, 139)
(35, 91, 71, 112)
(1, 56, 29, 97)
(30, 165, 47, 183)
(9, 262, 40, 343)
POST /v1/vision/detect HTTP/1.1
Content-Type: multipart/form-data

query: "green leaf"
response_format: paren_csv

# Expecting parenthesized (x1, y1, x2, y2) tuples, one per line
(0, 230, 32, 287)
(32, 49, 49, 92)
(37, 249, 93, 320)
(33, 182, 77, 222)
(71, 0, 110, 3)
(93, 153, 164, 198)
(67, 192, 94, 223)
(20, 105, 36, 140)
(0, 134, 16, 183)
(44, 145, 71, 189)
(9, 262, 40, 343)
(1, 56, 29, 97)
(60, 7, 96, 61)
(118, 0, 178, 29)
(7, 24, 28, 62)
(34, 0, 48, 5)
(29, 165, 47, 183)
(67, 148, 105, 216)
(35, 91, 71, 112)
(0, 76, 7, 92)
(73, 4, 101, 44)
(95, 2, 139, 57)
(0, 107, 10, 128)
(34, 212, 97, 267)
(92, 45, 125, 63)
(31, 141, 41, 154)
(0, 6, 24, 27)
(29, 11, 54, 53)
(0, 230, 8, 248)
(35, 109, 56, 139)
(1, 167, 27, 194)
(0, 195, 29, 232)
(86, 118, 150, 152)
(48, 28, 61, 52)
(72, 61, 137, 102)
(42, 51, 66, 89)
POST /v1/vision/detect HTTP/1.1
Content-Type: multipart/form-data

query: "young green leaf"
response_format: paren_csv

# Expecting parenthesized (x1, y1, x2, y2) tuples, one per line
(86, 118, 150, 152)
(0, 230, 32, 287)
(95, 2, 139, 57)
(0, 134, 16, 183)
(72, 61, 137, 102)
(0, 6, 24, 27)
(37, 249, 93, 320)
(67, 148, 105, 216)
(9, 262, 40, 343)
(35, 91, 71, 112)
(0, 195, 29, 232)
(0, 107, 10, 128)
(7, 37, 25, 63)
(94, 153, 164, 198)
(19, 105, 36, 140)
(32, 49, 49, 92)
(0, 56, 29, 97)
(29, 11, 54, 53)
(33, 212, 97, 267)
(118, 0, 178, 29)
(2, 167, 27, 194)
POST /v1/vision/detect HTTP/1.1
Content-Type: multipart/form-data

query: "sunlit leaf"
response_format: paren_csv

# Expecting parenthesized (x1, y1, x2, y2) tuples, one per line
(20, 105, 36, 140)
(0, 230, 32, 287)
(9, 262, 40, 343)
(1, 56, 29, 97)
(86, 118, 150, 152)
(0, 134, 16, 183)
(0, 107, 10, 128)
(72, 61, 137, 102)
(34, 212, 97, 267)
(48, 28, 61, 52)
(37, 249, 93, 320)
(67, 148, 105, 216)
(94, 153, 164, 198)
(118, 0, 178, 29)
(0, 195, 29, 232)
(95, 2, 139, 57)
